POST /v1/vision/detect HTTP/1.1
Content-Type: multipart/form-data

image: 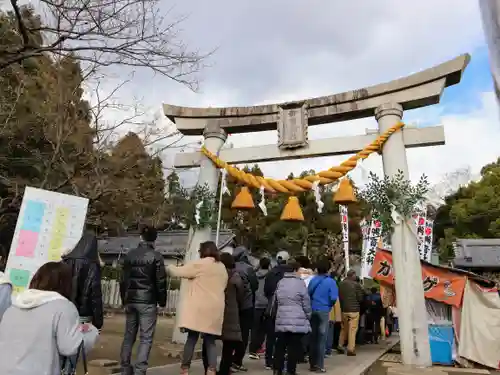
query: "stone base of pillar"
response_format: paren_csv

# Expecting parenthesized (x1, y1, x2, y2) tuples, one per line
(387, 364, 447, 375)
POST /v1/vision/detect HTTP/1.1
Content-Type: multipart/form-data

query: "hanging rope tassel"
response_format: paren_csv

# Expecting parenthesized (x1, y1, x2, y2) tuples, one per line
(280, 196, 304, 221)
(231, 186, 255, 209)
(334, 178, 357, 204)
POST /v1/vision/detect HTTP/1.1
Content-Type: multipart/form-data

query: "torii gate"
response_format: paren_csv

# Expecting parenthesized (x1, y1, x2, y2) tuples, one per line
(163, 54, 470, 366)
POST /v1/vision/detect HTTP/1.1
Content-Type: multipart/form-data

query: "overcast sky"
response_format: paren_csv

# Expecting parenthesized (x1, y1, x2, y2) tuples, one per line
(97, 0, 500, 192)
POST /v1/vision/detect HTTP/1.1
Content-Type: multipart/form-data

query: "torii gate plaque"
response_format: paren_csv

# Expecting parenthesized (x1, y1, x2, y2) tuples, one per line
(164, 54, 470, 366)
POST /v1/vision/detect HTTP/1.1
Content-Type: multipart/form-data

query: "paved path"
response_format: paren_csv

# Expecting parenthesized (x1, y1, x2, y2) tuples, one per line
(148, 337, 399, 375)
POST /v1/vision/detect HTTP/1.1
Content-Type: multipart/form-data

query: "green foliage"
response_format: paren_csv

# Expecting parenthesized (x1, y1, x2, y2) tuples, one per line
(189, 183, 216, 229)
(434, 158, 500, 261)
(101, 265, 122, 280)
(167, 277, 181, 290)
(359, 170, 429, 241)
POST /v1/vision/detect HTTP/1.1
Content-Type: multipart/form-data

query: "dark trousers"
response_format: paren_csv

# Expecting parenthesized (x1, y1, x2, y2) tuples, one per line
(308, 311, 329, 370)
(299, 333, 309, 362)
(217, 340, 240, 375)
(233, 308, 254, 366)
(366, 313, 382, 343)
(120, 304, 157, 375)
(265, 318, 276, 367)
(274, 332, 303, 375)
(333, 322, 341, 349)
(249, 308, 266, 354)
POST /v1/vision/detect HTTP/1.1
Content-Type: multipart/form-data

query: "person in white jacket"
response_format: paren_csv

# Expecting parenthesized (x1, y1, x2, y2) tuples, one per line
(0, 261, 99, 375)
(296, 255, 315, 287)
(0, 271, 12, 320)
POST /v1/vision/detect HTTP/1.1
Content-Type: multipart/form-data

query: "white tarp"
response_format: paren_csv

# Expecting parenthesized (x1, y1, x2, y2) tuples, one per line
(459, 281, 500, 369)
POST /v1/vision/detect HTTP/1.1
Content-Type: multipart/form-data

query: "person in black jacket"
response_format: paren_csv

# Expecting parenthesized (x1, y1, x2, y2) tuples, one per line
(61, 231, 104, 373)
(119, 226, 167, 375)
(231, 246, 258, 372)
(62, 231, 104, 329)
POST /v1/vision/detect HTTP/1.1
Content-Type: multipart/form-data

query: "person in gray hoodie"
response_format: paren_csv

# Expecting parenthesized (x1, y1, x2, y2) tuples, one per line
(248, 256, 270, 359)
(232, 246, 258, 371)
(0, 261, 99, 375)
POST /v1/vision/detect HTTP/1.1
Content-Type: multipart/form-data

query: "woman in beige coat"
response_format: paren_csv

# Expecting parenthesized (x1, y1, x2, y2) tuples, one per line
(167, 241, 228, 375)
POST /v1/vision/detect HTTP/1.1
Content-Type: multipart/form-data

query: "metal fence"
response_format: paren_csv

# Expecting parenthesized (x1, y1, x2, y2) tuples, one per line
(101, 279, 180, 315)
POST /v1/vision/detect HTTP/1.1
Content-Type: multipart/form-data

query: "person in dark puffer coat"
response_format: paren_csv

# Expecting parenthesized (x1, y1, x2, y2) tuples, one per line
(209, 252, 245, 375)
(232, 246, 258, 371)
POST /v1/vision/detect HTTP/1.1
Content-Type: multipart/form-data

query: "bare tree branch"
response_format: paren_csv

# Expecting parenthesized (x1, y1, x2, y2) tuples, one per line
(1, 0, 210, 89)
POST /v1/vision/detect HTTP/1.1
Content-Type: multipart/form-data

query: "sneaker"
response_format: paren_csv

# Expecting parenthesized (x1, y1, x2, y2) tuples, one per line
(232, 364, 248, 372)
(265, 365, 272, 370)
(248, 353, 260, 360)
(347, 351, 356, 356)
(316, 369, 326, 373)
(336, 347, 345, 354)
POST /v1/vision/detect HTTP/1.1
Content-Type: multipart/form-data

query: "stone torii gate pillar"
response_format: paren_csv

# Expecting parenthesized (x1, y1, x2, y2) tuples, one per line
(171, 123, 227, 344)
(376, 103, 431, 366)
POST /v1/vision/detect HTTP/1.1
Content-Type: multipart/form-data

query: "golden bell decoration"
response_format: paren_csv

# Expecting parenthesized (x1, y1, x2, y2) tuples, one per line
(333, 178, 357, 204)
(231, 186, 255, 209)
(280, 196, 304, 221)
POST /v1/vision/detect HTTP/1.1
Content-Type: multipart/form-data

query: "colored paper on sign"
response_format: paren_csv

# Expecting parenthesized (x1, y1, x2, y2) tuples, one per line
(21, 200, 46, 232)
(52, 208, 69, 234)
(10, 268, 30, 288)
(15, 230, 39, 258)
(370, 250, 466, 307)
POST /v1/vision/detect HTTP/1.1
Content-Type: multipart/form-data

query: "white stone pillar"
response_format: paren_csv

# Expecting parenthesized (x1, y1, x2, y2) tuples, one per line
(172, 123, 227, 344)
(375, 103, 431, 367)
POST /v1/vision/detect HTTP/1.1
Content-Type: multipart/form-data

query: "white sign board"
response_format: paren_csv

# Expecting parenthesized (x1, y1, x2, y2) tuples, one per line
(5, 187, 89, 294)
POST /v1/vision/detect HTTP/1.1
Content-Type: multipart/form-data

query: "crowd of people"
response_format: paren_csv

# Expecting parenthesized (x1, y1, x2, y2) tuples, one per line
(0, 225, 398, 375)
(168, 242, 398, 375)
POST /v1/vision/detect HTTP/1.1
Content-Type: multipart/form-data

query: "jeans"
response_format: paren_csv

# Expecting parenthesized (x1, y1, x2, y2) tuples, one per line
(120, 304, 157, 375)
(217, 340, 239, 375)
(309, 311, 329, 370)
(182, 330, 217, 370)
(249, 308, 266, 354)
(274, 332, 303, 374)
(233, 308, 254, 366)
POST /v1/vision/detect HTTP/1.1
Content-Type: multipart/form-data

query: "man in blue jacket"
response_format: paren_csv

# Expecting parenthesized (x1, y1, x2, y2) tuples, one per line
(307, 258, 338, 372)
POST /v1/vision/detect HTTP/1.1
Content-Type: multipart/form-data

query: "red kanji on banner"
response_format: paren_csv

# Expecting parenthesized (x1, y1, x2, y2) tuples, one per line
(425, 227, 432, 236)
(374, 220, 381, 228)
(418, 217, 425, 225)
